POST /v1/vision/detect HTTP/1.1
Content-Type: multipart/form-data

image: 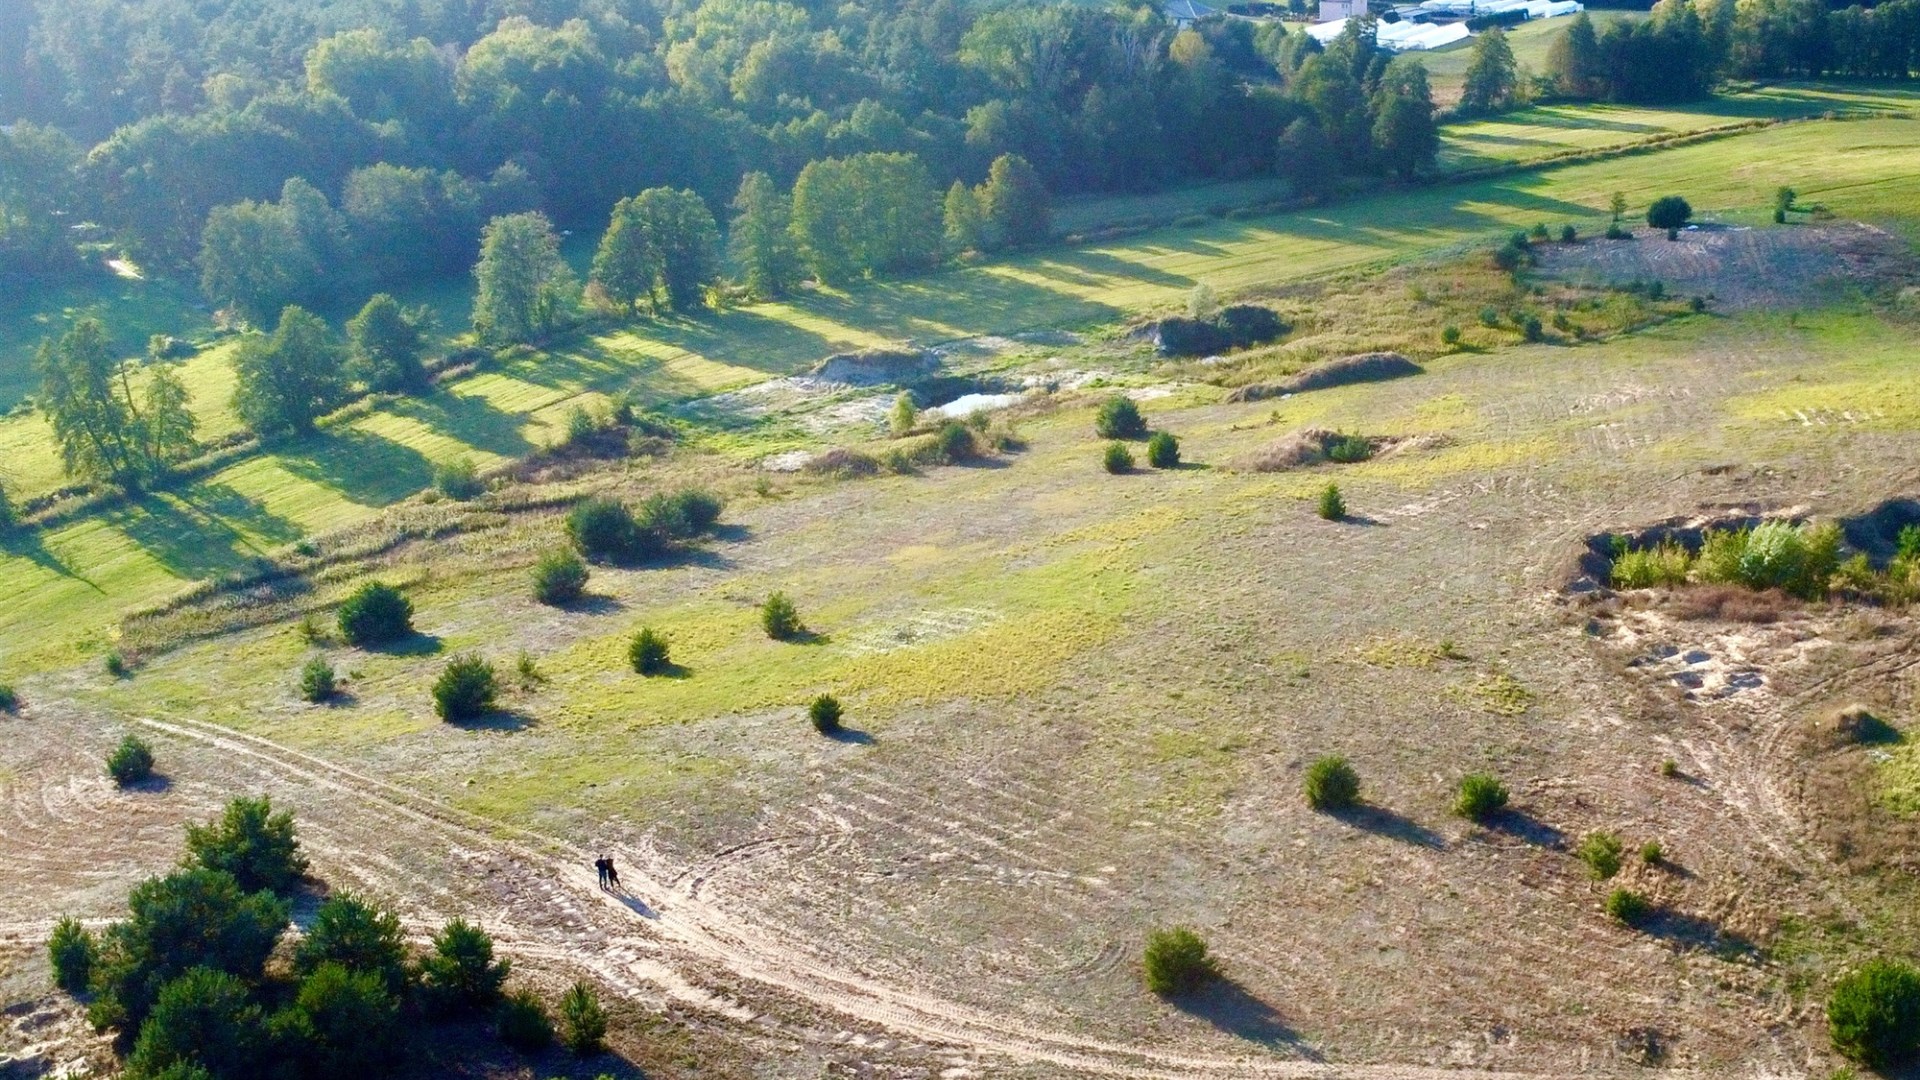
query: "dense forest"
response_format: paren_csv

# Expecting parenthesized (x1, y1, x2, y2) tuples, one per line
(0, 0, 1914, 306)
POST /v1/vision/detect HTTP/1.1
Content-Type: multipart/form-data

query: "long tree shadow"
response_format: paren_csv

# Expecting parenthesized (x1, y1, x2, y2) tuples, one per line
(108, 495, 277, 580)
(1488, 808, 1566, 850)
(1331, 804, 1446, 849)
(1174, 977, 1321, 1058)
(386, 391, 536, 459)
(447, 707, 536, 733)
(0, 528, 97, 588)
(280, 429, 435, 506)
(177, 482, 305, 547)
(1640, 907, 1757, 959)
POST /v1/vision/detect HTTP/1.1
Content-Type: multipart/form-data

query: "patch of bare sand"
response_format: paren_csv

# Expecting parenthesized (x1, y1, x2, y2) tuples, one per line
(1533, 222, 1914, 310)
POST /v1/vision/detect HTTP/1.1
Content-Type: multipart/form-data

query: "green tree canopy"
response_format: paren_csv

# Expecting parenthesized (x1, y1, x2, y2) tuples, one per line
(473, 211, 580, 345)
(37, 318, 197, 487)
(791, 152, 942, 284)
(90, 868, 289, 1033)
(185, 796, 309, 896)
(1458, 28, 1519, 115)
(727, 171, 802, 300)
(231, 306, 349, 437)
(979, 152, 1050, 250)
(345, 293, 430, 393)
(590, 187, 721, 314)
(1368, 56, 1438, 180)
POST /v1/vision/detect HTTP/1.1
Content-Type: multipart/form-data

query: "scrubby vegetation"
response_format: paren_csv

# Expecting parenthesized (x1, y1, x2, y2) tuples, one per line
(1146, 431, 1181, 469)
(1829, 958, 1920, 1068)
(567, 488, 726, 564)
(1103, 442, 1135, 474)
(1094, 396, 1148, 440)
(0, 683, 17, 713)
(496, 987, 555, 1051)
(298, 656, 336, 703)
(1143, 927, 1218, 996)
(1604, 887, 1650, 926)
(337, 582, 413, 647)
(1453, 773, 1509, 822)
(1305, 755, 1360, 811)
(1609, 520, 1876, 601)
(1577, 831, 1624, 880)
(433, 457, 484, 501)
(106, 735, 154, 787)
(559, 982, 608, 1056)
(1317, 483, 1346, 522)
(629, 628, 671, 675)
(433, 654, 499, 722)
(809, 693, 844, 735)
(531, 548, 590, 606)
(186, 795, 308, 895)
(762, 592, 803, 641)
(48, 917, 94, 994)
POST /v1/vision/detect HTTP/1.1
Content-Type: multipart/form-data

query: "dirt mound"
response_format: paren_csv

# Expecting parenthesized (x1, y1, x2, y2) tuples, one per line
(1226, 352, 1421, 403)
(1566, 505, 1796, 593)
(810, 346, 936, 385)
(1241, 428, 1444, 472)
(1532, 222, 1915, 311)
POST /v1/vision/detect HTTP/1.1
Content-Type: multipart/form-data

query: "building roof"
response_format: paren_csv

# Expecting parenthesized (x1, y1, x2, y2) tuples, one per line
(1165, 0, 1218, 21)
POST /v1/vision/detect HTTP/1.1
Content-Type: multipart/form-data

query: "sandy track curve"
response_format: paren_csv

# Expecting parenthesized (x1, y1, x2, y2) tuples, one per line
(107, 712, 1621, 1080)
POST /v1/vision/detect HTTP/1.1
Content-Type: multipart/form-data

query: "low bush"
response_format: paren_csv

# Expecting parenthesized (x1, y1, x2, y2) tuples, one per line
(1325, 435, 1371, 464)
(1577, 831, 1624, 879)
(1095, 395, 1148, 439)
(1478, 306, 1500, 327)
(889, 392, 917, 436)
(1522, 316, 1544, 342)
(419, 918, 510, 1015)
(187, 795, 308, 895)
(48, 916, 94, 994)
(1146, 431, 1181, 469)
(0, 683, 16, 713)
(1103, 442, 1134, 474)
(809, 693, 844, 735)
(107, 734, 154, 786)
(559, 981, 608, 1055)
(1604, 886, 1650, 925)
(933, 421, 979, 464)
(531, 549, 590, 605)
(496, 988, 554, 1052)
(566, 498, 649, 563)
(762, 592, 802, 640)
(1304, 754, 1359, 811)
(1529, 222, 1550, 241)
(433, 655, 499, 722)
(337, 582, 413, 647)
(1440, 324, 1462, 348)
(1829, 958, 1920, 1068)
(1560, 224, 1577, 243)
(643, 488, 725, 538)
(433, 458, 484, 501)
(299, 656, 336, 703)
(629, 628, 670, 674)
(1316, 483, 1345, 521)
(1142, 927, 1218, 995)
(1640, 840, 1664, 865)
(105, 650, 129, 678)
(1610, 539, 1691, 588)
(1453, 773, 1509, 821)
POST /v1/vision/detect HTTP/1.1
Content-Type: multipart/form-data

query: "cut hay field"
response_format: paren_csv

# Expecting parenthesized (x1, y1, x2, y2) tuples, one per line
(3, 114, 1919, 674)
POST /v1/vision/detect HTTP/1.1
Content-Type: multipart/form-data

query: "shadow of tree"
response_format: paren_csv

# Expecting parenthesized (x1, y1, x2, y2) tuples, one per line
(364, 633, 443, 657)
(387, 391, 536, 459)
(281, 429, 435, 507)
(1488, 808, 1566, 850)
(1173, 977, 1321, 1058)
(0, 528, 98, 588)
(447, 708, 536, 733)
(825, 726, 875, 745)
(1332, 804, 1446, 849)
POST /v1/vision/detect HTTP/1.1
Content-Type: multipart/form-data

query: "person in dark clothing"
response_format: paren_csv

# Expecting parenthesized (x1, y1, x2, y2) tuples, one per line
(604, 858, 621, 891)
(594, 857, 610, 888)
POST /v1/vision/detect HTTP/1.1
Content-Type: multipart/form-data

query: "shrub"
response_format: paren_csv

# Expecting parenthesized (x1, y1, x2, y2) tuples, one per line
(1692, 520, 1841, 599)
(1146, 431, 1181, 469)
(1688, 295, 1706, 313)
(294, 893, 409, 996)
(1560, 224, 1577, 243)
(889, 392, 917, 436)
(1187, 282, 1218, 320)
(298, 656, 336, 703)
(1577, 831, 1624, 879)
(564, 404, 598, 446)
(514, 650, 542, 687)
(124, 967, 267, 1080)
(1155, 316, 1229, 357)
(49, 917, 94, 994)
(1453, 773, 1509, 822)
(1478, 306, 1500, 327)
(1660, 758, 1679, 778)
(1325, 435, 1371, 464)
(187, 795, 308, 895)
(1316, 483, 1345, 521)
(643, 488, 725, 538)
(433, 655, 498, 722)
(1647, 194, 1692, 239)
(1440, 324, 1462, 348)
(762, 592, 802, 640)
(1604, 887, 1650, 925)
(559, 981, 608, 1055)
(1610, 539, 1692, 588)
(1640, 840, 1664, 865)
(289, 961, 403, 1076)
(107, 735, 155, 787)
(433, 457, 484, 501)
(531, 548, 590, 605)
(1521, 316, 1544, 342)
(87, 868, 288, 1032)
(1094, 395, 1148, 439)
(933, 421, 978, 464)
(1142, 927, 1217, 995)
(629, 628, 670, 675)
(566, 497, 644, 562)
(1529, 222, 1550, 241)
(337, 582, 413, 647)
(1215, 305, 1287, 347)
(809, 693, 844, 734)
(105, 650, 129, 678)
(1304, 754, 1359, 811)
(1828, 958, 1920, 1068)
(1491, 241, 1527, 272)
(0, 683, 16, 713)
(419, 919, 510, 1015)
(1103, 441, 1134, 474)
(496, 988, 554, 1052)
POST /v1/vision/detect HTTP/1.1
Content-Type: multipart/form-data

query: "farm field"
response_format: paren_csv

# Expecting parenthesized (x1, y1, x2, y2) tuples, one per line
(4, 114, 1920, 673)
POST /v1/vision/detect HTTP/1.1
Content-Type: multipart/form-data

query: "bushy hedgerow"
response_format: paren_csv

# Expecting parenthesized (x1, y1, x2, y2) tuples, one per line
(1305, 755, 1359, 811)
(1103, 442, 1134, 474)
(433, 655, 498, 722)
(1577, 831, 1624, 880)
(1142, 927, 1218, 995)
(809, 693, 843, 735)
(1453, 773, 1509, 822)
(762, 592, 802, 640)
(1094, 396, 1148, 439)
(1146, 431, 1180, 469)
(337, 582, 413, 647)
(629, 628, 670, 674)
(1829, 958, 1920, 1068)
(107, 735, 155, 787)
(299, 656, 335, 703)
(531, 548, 590, 605)
(1610, 522, 1844, 599)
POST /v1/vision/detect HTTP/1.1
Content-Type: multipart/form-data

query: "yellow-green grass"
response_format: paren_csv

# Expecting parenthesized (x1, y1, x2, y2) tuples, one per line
(1439, 83, 1920, 172)
(4, 116, 1920, 674)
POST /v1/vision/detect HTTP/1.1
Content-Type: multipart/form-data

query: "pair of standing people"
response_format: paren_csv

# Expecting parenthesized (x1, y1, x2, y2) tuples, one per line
(594, 855, 621, 890)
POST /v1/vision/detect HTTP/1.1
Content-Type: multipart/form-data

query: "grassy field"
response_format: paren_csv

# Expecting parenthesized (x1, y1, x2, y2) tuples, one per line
(3, 113, 1919, 674)
(1422, 9, 1644, 104)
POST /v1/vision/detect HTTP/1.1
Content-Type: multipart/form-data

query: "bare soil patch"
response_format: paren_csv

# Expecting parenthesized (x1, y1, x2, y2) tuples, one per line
(1533, 222, 1914, 310)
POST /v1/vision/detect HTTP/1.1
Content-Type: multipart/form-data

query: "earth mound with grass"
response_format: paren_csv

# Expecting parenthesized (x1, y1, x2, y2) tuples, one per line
(1226, 352, 1422, 402)
(812, 346, 938, 385)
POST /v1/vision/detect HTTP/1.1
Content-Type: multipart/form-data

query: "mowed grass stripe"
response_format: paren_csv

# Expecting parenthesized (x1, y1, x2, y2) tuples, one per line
(3, 116, 1918, 673)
